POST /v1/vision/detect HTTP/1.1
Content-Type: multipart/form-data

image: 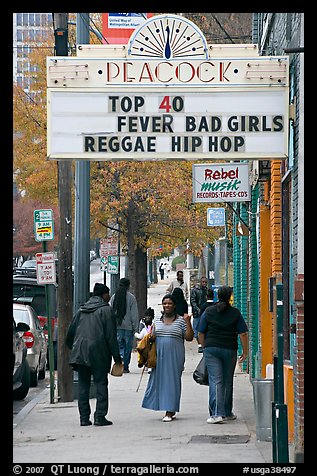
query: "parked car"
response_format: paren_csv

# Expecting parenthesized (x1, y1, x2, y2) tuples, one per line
(13, 303, 48, 387)
(13, 276, 59, 371)
(13, 318, 31, 400)
(14, 259, 37, 278)
(13, 275, 58, 338)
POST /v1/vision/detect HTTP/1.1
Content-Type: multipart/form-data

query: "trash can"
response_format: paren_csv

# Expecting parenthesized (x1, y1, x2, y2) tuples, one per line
(252, 378, 274, 442)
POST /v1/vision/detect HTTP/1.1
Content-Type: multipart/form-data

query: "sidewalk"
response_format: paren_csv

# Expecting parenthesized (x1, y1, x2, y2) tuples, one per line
(13, 277, 274, 464)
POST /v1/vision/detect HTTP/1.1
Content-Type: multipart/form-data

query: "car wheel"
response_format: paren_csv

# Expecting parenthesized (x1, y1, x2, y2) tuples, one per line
(13, 360, 30, 400)
(30, 364, 39, 387)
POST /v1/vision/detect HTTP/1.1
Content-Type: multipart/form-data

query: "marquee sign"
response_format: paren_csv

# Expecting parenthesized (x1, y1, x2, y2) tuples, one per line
(47, 14, 289, 161)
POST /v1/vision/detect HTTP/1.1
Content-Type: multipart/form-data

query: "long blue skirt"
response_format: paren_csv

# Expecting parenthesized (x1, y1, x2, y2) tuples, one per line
(141, 336, 185, 412)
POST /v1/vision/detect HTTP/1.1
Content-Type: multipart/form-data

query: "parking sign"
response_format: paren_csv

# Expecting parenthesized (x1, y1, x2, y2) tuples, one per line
(34, 209, 54, 241)
(36, 253, 56, 284)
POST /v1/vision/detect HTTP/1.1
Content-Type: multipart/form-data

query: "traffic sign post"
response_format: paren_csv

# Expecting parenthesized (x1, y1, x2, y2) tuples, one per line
(100, 256, 108, 272)
(34, 209, 55, 403)
(34, 209, 54, 241)
(107, 256, 119, 274)
(35, 252, 57, 285)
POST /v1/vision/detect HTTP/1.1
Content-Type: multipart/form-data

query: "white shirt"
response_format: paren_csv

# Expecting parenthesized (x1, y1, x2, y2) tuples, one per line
(166, 280, 189, 301)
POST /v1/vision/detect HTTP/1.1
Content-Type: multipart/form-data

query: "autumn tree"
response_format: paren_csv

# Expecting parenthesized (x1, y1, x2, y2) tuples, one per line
(90, 160, 223, 314)
(13, 195, 60, 259)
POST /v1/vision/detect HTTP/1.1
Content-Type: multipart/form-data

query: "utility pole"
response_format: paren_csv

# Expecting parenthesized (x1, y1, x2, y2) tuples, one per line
(53, 13, 74, 402)
(73, 13, 90, 313)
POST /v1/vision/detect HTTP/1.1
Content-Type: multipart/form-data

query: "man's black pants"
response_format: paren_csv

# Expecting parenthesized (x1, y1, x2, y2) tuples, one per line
(77, 365, 109, 421)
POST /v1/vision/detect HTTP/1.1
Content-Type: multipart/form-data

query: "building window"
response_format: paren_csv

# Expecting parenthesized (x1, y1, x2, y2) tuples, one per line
(17, 60, 23, 73)
(17, 13, 22, 26)
(23, 14, 28, 26)
(41, 14, 48, 26)
(23, 77, 30, 90)
(35, 30, 42, 42)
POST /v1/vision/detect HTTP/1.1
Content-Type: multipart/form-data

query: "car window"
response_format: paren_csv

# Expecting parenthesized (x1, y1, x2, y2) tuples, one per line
(21, 260, 36, 268)
(13, 308, 30, 326)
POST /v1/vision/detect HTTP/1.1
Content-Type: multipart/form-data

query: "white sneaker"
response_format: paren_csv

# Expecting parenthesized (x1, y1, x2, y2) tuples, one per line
(206, 416, 224, 424)
(162, 416, 172, 422)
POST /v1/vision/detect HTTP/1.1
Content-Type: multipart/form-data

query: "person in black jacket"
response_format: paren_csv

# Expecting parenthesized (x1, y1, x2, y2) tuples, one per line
(158, 263, 165, 280)
(190, 276, 208, 352)
(66, 283, 122, 427)
(198, 286, 248, 424)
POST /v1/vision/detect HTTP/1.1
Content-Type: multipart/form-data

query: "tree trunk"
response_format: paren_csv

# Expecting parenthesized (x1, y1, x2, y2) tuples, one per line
(153, 257, 158, 284)
(126, 200, 148, 319)
(134, 246, 147, 317)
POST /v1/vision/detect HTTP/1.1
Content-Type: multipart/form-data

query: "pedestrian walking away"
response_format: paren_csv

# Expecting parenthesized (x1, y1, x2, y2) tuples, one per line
(109, 277, 139, 374)
(65, 283, 122, 427)
(166, 270, 189, 301)
(198, 285, 248, 424)
(158, 263, 165, 281)
(141, 293, 194, 422)
(190, 276, 208, 352)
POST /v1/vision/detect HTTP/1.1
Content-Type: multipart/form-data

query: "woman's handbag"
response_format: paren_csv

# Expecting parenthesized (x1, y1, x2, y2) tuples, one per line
(136, 333, 156, 368)
(193, 356, 209, 385)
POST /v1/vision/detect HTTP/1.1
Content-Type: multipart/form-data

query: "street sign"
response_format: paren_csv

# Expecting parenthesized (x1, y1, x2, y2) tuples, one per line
(35, 252, 56, 284)
(107, 256, 119, 274)
(34, 209, 54, 241)
(207, 208, 225, 227)
(100, 256, 108, 272)
(193, 163, 251, 203)
(100, 237, 118, 257)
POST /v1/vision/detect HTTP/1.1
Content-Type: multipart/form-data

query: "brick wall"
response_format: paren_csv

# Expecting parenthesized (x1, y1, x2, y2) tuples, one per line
(270, 161, 282, 275)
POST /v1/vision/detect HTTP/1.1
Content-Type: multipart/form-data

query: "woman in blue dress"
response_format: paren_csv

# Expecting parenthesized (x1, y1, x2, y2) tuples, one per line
(141, 293, 194, 422)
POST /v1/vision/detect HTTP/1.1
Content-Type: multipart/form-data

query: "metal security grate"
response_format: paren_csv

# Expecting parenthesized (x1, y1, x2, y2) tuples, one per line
(189, 434, 250, 444)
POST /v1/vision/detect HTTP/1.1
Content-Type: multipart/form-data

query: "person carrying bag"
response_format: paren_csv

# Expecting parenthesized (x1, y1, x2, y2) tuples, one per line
(136, 324, 156, 369)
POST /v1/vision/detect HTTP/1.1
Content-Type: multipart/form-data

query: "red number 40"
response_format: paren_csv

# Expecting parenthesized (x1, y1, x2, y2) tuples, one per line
(159, 96, 184, 112)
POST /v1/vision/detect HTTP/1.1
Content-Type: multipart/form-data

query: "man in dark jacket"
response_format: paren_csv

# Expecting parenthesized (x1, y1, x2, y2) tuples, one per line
(190, 276, 208, 353)
(66, 283, 122, 427)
